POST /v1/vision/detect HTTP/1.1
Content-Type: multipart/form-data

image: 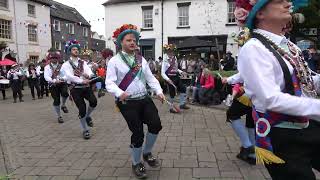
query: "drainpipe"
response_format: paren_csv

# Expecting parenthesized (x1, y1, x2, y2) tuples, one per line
(161, 0, 164, 58)
(13, 0, 20, 62)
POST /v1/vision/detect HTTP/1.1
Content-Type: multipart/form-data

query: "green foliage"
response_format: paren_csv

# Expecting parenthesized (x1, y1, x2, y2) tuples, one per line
(211, 70, 237, 78)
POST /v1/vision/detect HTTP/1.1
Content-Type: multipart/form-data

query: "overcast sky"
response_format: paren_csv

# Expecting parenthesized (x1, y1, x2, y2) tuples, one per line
(54, 0, 107, 36)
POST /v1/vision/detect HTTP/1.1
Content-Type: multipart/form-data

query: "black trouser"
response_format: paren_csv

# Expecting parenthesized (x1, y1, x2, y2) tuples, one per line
(21, 78, 25, 90)
(1, 89, 5, 99)
(40, 77, 49, 97)
(117, 97, 162, 148)
(265, 121, 320, 180)
(226, 99, 254, 128)
(50, 83, 69, 106)
(10, 79, 22, 100)
(101, 78, 106, 89)
(168, 75, 186, 98)
(70, 87, 97, 118)
(29, 78, 40, 98)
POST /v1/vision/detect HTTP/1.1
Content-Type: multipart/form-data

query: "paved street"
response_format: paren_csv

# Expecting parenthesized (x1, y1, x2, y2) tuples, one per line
(0, 90, 318, 180)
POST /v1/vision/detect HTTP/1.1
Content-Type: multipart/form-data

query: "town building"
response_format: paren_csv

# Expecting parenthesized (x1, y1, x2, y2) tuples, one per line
(103, 0, 240, 61)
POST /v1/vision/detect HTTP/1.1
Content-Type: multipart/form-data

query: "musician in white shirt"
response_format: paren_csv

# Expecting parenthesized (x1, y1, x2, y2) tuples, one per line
(7, 63, 23, 103)
(26, 63, 41, 100)
(105, 24, 165, 179)
(44, 51, 69, 124)
(61, 40, 97, 140)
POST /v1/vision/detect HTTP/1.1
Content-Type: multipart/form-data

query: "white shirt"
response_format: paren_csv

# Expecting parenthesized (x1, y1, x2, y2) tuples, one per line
(161, 54, 183, 81)
(227, 73, 243, 84)
(36, 65, 43, 75)
(7, 69, 22, 80)
(25, 69, 39, 78)
(238, 29, 320, 121)
(44, 63, 66, 83)
(60, 57, 93, 84)
(105, 53, 162, 98)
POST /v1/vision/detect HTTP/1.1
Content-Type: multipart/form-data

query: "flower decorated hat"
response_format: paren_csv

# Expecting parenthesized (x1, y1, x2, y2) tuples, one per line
(46, 50, 61, 60)
(163, 44, 177, 53)
(81, 49, 93, 57)
(113, 24, 140, 48)
(234, 0, 309, 29)
(65, 39, 81, 54)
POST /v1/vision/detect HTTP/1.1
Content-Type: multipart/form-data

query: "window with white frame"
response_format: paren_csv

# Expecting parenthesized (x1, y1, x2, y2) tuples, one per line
(54, 41, 61, 50)
(53, 19, 60, 31)
(0, 19, 11, 39)
(177, 3, 190, 27)
(68, 23, 75, 34)
(28, 4, 36, 16)
(83, 27, 88, 37)
(84, 44, 88, 49)
(0, 0, 8, 9)
(142, 6, 153, 29)
(28, 25, 37, 42)
(227, 1, 236, 23)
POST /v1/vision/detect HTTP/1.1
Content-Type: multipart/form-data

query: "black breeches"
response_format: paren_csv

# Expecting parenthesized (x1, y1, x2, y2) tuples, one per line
(70, 87, 97, 118)
(29, 78, 40, 98)
(117, 97, 162, 148)
(11, 80, 22, 100)
(50, 84, 69, 106)
(40, 77, 49, 97)
(168, 75, 186, 98)
(226, 99, 254, 128)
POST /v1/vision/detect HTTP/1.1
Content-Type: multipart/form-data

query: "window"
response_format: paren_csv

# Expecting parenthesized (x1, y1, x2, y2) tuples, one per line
(28, 25, 37, 42)
(53, 20, 60, 31)
(54, 41, 61, 50)
(142, 7, 153, 29)
(0, 19, 11, 39)
(84, 44, 88, 49)
(177, 3, 190, 27)
(28, 4, 36, 16)
(68, 23, 75, 34)
(29, 56, 39, 64)
(83, 27, 88, 37)
(227, 1, 236, 23)
(0, 0, 8, 8)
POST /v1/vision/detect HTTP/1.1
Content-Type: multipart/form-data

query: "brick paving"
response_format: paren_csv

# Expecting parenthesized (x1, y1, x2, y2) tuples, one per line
(0, 90, 319, 180)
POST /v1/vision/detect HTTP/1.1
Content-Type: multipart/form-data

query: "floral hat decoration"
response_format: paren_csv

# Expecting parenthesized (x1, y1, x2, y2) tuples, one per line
(81, 49, 93, 57)
(234, 0, 309, 29)
(113, 24, 140, 48)
(46, 50, 61, 61)
(65, 39, 81, 54)
(163, 44, 177, 53)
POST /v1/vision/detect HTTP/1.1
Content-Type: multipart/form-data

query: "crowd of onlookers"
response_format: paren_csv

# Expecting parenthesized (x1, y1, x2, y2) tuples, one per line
(147, 52, 237, 106)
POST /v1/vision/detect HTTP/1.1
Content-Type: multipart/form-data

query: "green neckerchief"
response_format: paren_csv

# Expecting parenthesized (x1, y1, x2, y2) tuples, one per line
(118, 51, 145, 83)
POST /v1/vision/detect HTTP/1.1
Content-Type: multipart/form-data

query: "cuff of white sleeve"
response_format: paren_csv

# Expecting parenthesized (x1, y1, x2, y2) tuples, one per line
(155, 89, 163, 95)
(115, 89, 124, 98)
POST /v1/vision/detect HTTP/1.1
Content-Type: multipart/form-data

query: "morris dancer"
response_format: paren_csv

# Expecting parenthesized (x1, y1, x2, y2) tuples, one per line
(7, 63, 23, 103)
(61, 40, 97, 139)
(106, 24, 165, 179)
(44, 50, 69, 123)
(235, 0, 320, 179)
(223, 74, 255, 165)
(161, 44, 189, 113)
(26, 63, 41, 100)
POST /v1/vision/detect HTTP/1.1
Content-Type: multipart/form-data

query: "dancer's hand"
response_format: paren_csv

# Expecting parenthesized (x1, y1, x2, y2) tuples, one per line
(221, 77, 228, 84)
(55, 80, 62, 84)
(119, 92, 129, 101)
(157, 93, 165, 103)
(83, 79, 90, 85)
(166, 79, 174, 85)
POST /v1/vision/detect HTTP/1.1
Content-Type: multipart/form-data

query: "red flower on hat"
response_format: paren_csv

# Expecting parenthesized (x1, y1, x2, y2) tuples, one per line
(112, 24, 138, 39)
(235, 0, 257, 26)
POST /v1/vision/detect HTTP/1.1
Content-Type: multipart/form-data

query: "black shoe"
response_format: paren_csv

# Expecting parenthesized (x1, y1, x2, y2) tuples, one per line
(13, 99, 17, 103)
(83, 130, 91, 140)
(143, 152, 160, 168)
(180, 104, 190, 109)
(61, 106, 69, 113)
(58, 117, 64, 123)
(236, 146, 256, 165)
(132, 162, 147, 179)
(86, 117, 93, 127)
(39, 96, 43, 99)
(32, 97, 36, 100)
(19, 99, 24, 102)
